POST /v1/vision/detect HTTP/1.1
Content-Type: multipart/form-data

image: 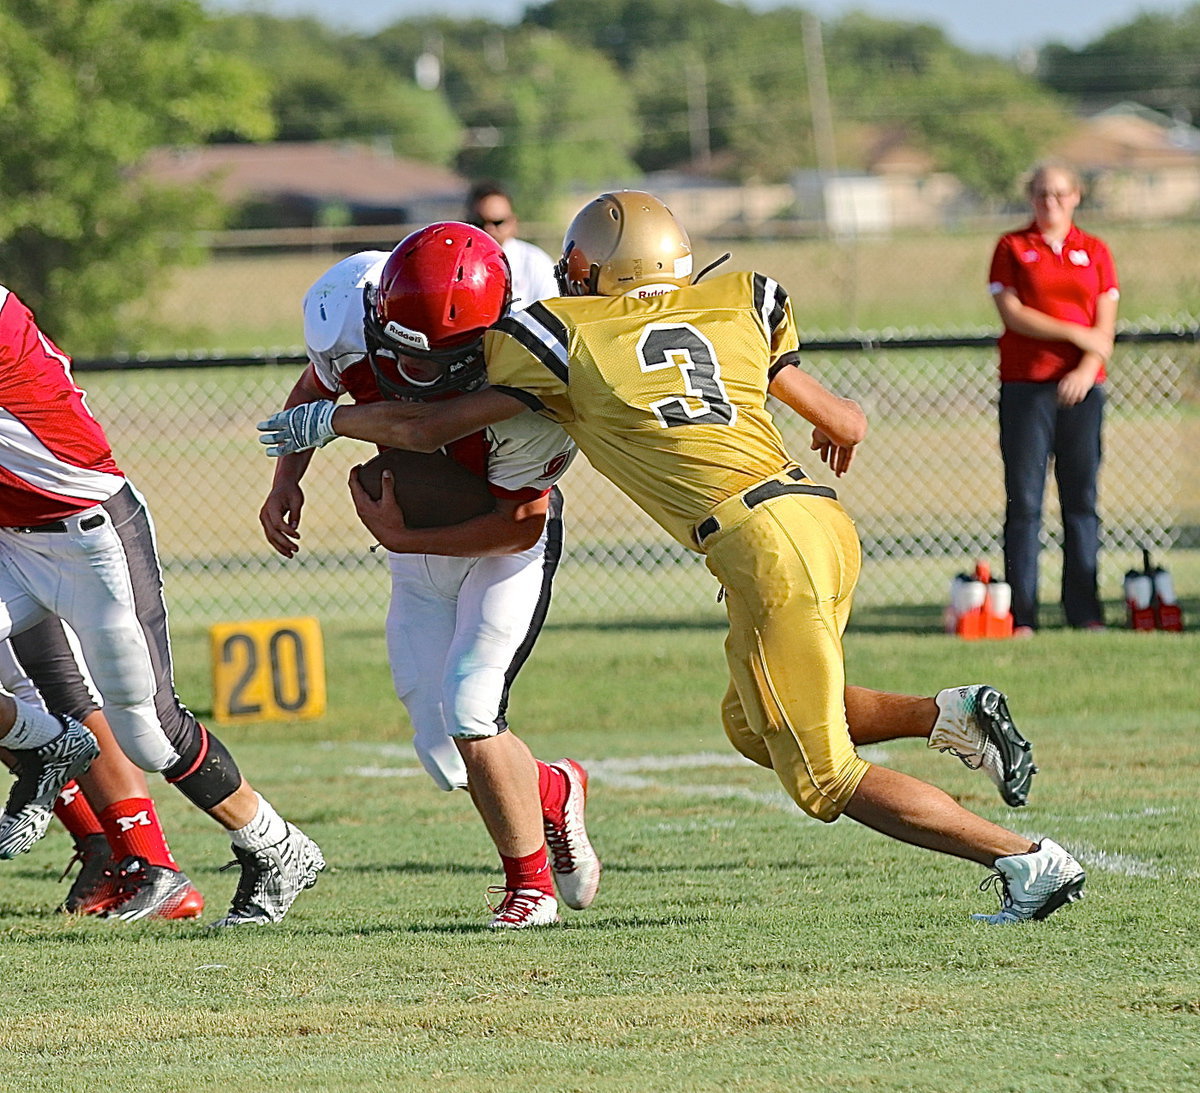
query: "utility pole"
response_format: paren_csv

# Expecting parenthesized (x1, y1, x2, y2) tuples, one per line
(687, 58, 712, 171)
(803, 12, 857, 320)
(802, 12, 837, 180)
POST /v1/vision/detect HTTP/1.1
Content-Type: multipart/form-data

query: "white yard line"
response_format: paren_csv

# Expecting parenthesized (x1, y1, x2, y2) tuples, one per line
(338, 743, 1179, 878)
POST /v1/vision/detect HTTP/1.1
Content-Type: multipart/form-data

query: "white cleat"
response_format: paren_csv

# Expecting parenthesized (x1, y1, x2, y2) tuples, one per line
(487, 887, 560, 930)
(0, 716, 100, 859)
(209, 823, 325, 927)
(931, 685, 1037, 807)
(972, 838, 1086, 925)
(543, 758, 601, 910)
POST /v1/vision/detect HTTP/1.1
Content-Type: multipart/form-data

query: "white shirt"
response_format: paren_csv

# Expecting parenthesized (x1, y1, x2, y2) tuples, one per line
(503, 237, 559, 311)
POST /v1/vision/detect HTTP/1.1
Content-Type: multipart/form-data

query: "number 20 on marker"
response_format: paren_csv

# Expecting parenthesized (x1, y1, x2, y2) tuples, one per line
(210, 617, 327, 723)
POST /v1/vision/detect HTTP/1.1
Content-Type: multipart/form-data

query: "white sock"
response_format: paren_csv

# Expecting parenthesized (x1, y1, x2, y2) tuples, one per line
(0, 700, 63, 750)
(229, 793, 289, 852)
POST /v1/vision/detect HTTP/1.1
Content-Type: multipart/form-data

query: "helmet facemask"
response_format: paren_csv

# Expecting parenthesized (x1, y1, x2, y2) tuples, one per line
(363, 284, 487, 401)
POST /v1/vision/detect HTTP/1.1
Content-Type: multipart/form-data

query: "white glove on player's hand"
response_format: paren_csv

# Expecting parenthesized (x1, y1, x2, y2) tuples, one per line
(257, 400, 339, 457)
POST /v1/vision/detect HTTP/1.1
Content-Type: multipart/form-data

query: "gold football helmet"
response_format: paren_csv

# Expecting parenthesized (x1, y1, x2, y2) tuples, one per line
(555, 190, 693, 297)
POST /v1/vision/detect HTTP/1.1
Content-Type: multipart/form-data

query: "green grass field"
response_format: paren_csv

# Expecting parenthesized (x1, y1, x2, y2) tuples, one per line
(2, 616, 1198, 1091)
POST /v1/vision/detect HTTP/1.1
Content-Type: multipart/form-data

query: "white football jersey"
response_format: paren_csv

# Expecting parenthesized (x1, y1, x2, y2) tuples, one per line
(302, 250, 389, 395)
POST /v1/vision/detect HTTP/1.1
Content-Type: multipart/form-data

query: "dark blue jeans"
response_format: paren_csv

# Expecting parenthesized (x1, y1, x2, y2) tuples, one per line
(999, 382, 1105, 629)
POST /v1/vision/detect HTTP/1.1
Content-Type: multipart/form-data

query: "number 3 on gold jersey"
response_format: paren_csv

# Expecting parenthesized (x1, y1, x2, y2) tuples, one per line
(637, 323, 736, 429)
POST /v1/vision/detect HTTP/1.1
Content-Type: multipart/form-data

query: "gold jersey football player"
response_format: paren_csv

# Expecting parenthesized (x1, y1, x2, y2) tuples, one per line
(260, 192, 1086, 924)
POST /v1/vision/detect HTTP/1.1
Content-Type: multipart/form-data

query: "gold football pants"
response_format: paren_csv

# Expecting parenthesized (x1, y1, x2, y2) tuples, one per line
(700, 480, 871, 822)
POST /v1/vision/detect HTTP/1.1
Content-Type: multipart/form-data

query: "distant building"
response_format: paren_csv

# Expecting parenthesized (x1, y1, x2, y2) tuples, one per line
(624, 171, 795, 236)
(140, 141, 467, 229)
(861, 129, 973, 229)
(1054, 103, 1200, 220)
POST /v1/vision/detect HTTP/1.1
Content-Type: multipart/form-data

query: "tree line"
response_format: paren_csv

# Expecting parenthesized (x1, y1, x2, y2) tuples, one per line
(2, 0, 1198, 351)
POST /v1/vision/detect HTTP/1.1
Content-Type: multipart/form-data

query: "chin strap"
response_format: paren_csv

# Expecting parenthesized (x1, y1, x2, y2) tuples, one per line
(692, 252, 732, 284)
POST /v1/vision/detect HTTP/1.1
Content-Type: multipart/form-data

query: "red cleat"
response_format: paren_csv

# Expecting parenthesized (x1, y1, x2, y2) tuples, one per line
(102, 856, 205, 921)
(542, 758, 601, 911)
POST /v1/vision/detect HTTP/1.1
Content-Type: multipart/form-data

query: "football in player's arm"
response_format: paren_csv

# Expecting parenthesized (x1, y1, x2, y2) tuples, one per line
(259, 228, 599, 929)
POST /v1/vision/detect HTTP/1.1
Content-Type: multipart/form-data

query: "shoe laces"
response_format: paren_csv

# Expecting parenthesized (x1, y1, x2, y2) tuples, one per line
(486, 886, 545, 923)
(544, 817, 577, 873)
(60, 834, 111, 881)
(937, 742, 983, 770)
(220, 846, 266, 914)
(978, 870, 1012, 909)
(58, 844, 87, 883)
(110, 857, 153, 900)
(544, 782, 584, 873)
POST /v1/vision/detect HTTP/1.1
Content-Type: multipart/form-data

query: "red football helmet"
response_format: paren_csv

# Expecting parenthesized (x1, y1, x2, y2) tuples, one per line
(363, 222, 512, 400)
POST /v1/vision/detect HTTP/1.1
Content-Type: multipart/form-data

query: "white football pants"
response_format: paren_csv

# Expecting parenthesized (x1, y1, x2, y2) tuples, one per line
(0, 641, 41, 707)
(385, 495, 562, 792)
(0, 483, 200, 772)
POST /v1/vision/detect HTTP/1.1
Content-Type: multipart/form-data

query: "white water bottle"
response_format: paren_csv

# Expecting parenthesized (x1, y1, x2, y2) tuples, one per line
(986, 580, 1012, 618)
(945, 576, 964, 632)
(961, 579, 987, 613)
(1129, 574, 1154, 610)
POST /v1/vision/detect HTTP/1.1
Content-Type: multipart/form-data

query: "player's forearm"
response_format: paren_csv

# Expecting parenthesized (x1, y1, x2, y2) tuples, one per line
(335, 387, 528, 452)
(331, 402, 432, 451)
(272, 368, 334, 479)
(270, 448, 316, 489)
(769, 366, 867, 447)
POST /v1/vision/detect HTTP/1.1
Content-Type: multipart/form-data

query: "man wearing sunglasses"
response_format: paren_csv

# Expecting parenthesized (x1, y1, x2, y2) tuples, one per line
(465, 181, 558, 308)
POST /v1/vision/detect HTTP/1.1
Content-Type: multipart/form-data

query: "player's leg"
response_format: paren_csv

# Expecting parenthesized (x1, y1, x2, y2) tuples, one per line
(0, 689, 98, 857)
(474, 493, 598, 912)
(822, 535, 1081, 918)
(386, 550, 558, 926)
(454, 732, 558, 927)
(0, 583, 99, 857)
(447, 548, 558, 927)
(726, 681, 1034, 807)
(448, 511, 596, 926)
(840, 766, 1085, 925)
(845, 685, 1036, 808)
(45, 486, 322, 926)
(69, 710, 205, 919)
(709, 497, 1084, 923)
(7, 618, 203, 918)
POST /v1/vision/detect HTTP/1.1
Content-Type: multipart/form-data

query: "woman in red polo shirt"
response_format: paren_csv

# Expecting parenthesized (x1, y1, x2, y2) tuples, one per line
(988, 162, 1118, 635)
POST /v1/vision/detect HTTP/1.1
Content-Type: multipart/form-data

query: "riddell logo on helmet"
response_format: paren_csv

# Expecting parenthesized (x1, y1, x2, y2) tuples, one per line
(383, 321, 431, 353)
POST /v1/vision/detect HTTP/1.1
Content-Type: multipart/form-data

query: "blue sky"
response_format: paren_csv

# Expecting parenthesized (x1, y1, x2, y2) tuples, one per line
(203, 0, 1195, 55)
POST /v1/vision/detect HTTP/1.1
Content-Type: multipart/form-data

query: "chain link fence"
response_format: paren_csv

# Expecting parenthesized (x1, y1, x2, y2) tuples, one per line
(76, 329, 1198, 630)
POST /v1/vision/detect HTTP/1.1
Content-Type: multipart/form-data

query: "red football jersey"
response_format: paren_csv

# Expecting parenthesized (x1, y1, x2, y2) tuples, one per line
(0, 286, 126, 524)
(988, 222, 1119, 383)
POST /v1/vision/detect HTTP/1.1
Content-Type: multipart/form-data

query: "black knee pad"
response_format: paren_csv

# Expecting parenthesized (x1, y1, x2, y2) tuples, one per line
(164, 726, 242, 810)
